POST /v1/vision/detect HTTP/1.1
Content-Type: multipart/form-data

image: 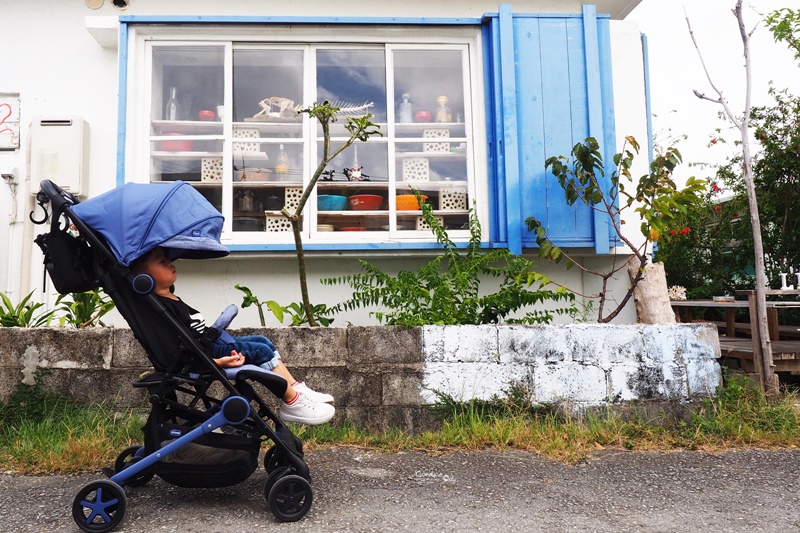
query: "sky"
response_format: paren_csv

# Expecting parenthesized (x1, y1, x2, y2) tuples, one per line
(626, 0, 800, 183)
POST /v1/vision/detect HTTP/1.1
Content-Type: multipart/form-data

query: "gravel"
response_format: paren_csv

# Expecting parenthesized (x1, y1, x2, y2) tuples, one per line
(2, 447, 800, 532)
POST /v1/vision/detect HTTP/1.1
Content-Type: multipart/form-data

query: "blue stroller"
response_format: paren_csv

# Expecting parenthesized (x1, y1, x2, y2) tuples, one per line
(32, 180, 314, 532)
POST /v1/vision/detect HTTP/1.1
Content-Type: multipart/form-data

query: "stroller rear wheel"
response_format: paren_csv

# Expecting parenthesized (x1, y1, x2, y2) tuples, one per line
(263, 445, 289, 473)
(114, 445, 155, 487)
(268, 474, 313, 522)
(72, 480, 127, 533)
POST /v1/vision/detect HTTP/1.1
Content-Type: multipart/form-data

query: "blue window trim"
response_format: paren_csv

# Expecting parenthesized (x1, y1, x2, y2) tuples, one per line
(116, 9, 615, 255)
(582, 5, 610, 255)
(496, 4, 523, 256)
(227, 241, 510, 253)
(597, 13, 620, 249)
(641, 33, 654, 166)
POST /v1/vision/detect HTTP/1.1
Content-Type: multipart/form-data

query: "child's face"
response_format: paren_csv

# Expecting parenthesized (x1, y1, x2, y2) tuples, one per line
(141, 247, 177, 292)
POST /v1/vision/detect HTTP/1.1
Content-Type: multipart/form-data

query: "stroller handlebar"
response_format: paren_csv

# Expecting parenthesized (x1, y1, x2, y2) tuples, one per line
(36, 180, 80, 222)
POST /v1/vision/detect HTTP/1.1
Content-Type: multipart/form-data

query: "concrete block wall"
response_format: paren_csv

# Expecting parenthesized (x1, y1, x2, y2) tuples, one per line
(0, 324, 721, 431)
(421, 324, 722, 408)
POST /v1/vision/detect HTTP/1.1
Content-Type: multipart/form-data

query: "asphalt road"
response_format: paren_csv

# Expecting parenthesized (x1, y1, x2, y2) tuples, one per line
(2, 447, 800, 533)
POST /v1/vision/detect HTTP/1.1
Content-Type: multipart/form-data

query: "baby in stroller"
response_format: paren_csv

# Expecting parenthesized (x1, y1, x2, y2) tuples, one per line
(131, 246, 335, 425)
(32, 180, 324, 532)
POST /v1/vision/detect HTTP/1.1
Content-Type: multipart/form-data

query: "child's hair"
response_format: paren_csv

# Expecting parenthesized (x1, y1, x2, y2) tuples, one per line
(130, 248, 158, 275)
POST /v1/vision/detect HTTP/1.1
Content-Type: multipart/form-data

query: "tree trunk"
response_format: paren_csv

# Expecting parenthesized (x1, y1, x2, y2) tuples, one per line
(627, 261, 676, 324)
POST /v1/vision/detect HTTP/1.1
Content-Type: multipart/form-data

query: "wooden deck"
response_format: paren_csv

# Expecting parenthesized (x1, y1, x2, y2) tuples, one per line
(718, 337, 800, 372)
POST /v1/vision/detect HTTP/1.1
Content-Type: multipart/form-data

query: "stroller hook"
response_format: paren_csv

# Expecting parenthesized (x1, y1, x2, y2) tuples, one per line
(29, 190, 50, 224)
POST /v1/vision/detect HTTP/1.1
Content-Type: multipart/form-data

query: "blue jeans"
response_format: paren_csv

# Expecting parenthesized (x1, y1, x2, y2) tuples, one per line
(211, 335, 282, 370)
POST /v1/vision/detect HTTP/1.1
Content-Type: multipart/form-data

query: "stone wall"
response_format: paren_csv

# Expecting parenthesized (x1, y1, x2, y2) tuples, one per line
(0, 324, 722, 431)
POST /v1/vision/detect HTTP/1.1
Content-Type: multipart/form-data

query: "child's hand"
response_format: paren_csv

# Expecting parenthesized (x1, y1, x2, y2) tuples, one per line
(214, 350, 245, 368)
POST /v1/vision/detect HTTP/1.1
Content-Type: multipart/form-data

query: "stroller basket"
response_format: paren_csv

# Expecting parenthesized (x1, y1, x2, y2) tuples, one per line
(32, 180, 315, 532)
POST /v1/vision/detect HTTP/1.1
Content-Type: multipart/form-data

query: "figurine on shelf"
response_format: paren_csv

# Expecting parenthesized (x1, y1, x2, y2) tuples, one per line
(343, 165, 370, 181)
(343, 145, 368, 181)
(251, 96, 302, 120)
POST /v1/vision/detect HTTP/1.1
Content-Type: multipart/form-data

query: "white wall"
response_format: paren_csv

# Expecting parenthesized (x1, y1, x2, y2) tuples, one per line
(0, 1, 646, 326)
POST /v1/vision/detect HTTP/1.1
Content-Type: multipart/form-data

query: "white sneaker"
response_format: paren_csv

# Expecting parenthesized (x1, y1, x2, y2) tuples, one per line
(293, 382, 334, 404)
(279, 393, 335, 425)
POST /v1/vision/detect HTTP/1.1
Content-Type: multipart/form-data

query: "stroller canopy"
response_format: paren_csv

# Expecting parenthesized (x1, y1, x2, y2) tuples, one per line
(72, 181, 229, 266)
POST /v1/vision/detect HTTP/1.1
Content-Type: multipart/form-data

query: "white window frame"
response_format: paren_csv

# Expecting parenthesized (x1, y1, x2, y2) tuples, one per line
(125, 24, 489, 248)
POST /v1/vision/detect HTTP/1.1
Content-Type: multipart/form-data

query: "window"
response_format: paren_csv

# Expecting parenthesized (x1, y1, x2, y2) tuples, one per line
(129, 25, 486, 247)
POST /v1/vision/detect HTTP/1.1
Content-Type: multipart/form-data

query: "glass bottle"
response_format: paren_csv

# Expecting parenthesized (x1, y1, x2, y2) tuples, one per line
(434, 95, 452, 123)
(165, 86, 180, 121)
(398, 93, 413, 123)
(275, 144, 290, 180)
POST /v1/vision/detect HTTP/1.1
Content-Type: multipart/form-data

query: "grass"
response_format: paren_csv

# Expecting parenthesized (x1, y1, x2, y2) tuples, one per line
(0, 383, 145, 474)
(292, 375, 800, 464)
(2, 374, 799, 474)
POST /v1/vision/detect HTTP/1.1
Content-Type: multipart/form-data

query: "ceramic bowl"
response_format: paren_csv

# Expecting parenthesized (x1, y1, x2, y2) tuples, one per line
(317, 224, 335, 232)
(317, 194, 348, 211)
(159, 133, 192, 152)
(198, 109, 216, 121)
(414, 110, 432, 122)
(348, 194, 383, 211)
(340, 226, 367, 231)
(396, 194, 428, 210)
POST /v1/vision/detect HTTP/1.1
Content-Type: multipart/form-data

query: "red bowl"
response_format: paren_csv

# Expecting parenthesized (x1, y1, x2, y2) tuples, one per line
(348, 194, 383, 211)
(414, 110, 432, 122)
(198, 109, 216, 121)
(340, 227, 367, 231)
(159, 133, 192, 152)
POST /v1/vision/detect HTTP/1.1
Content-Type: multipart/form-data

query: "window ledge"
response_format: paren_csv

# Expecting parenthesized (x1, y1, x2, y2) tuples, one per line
(86, 16, 119, 49)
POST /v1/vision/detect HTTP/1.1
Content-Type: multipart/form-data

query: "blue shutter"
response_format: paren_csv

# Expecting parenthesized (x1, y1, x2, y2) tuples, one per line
(484, 5, 616, 254)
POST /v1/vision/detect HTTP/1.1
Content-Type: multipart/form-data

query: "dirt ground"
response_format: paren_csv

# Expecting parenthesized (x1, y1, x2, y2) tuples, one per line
(2, 447, 800, 532)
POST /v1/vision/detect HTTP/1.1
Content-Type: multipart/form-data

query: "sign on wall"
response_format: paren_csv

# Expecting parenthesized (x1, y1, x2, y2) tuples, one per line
(0, 93, 20, 151)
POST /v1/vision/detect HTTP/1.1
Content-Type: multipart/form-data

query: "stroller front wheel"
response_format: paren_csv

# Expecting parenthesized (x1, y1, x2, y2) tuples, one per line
(268, 474, 313, 522)
(72, 480, 127, 533)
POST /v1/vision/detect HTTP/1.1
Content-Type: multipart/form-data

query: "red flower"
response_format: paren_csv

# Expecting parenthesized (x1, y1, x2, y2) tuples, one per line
(680, 227, 690, 235)
(711, 183, 722, 192)
(710, 138, 717, 145)
(732, 213, 739, 219)
(714, 205, 722, 212)
(669, 230, 677, 236)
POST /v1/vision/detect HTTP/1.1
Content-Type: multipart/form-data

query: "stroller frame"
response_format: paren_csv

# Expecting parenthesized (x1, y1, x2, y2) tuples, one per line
(33, 180, 313, 532)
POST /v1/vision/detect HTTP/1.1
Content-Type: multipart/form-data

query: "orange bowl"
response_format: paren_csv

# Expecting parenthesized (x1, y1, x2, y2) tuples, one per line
(396, 194, 428, 210)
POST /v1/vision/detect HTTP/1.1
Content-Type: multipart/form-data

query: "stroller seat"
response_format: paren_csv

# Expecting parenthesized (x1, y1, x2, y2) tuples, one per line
(32, 180, 315, 532)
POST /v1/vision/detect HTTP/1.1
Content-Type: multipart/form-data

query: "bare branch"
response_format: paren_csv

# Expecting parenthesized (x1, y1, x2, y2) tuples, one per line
(684, 5, 743, 130)
(693, 89, 722, 103)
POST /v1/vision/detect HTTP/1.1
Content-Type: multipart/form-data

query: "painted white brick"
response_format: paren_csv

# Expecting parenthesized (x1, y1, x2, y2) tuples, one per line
(533, 363, 608, 406)
(498, 325, 570, 365)
(422, 325, 499, 363)
(420, 323, 721, 409)
(607, 364, 640, 402)
(686, 359, 723, 397)
(421, 361, 530, 403)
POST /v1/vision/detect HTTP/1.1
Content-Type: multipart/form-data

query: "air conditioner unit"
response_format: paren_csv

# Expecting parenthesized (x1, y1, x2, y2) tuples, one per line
(30, 117, 89, 197)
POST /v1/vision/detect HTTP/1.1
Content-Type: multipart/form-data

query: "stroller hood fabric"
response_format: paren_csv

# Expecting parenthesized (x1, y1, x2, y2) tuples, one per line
(72, 181, 229, 265)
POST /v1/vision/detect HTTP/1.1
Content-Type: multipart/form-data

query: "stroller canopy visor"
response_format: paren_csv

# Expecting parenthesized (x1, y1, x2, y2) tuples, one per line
(72, 181, 229, 265)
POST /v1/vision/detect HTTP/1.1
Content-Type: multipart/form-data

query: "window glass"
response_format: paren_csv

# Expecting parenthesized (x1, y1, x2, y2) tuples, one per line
(142, 32, 477, 245)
